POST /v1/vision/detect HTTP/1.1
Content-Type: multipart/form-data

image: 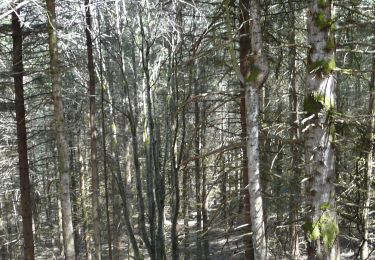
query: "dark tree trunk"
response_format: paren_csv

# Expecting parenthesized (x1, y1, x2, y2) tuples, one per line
(11, 8, 35, 260)
(84, 0, 101, 258)
(194, 62, 202, 260)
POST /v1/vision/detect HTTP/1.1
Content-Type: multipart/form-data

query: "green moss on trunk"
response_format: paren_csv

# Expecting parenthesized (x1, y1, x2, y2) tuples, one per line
(305, 211, 338, 249)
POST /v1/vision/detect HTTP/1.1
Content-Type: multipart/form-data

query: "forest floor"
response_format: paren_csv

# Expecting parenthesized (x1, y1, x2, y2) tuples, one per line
(33, 206, 366, 259)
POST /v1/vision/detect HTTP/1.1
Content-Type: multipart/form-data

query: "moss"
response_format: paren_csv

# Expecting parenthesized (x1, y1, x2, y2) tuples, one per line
(315, 13, 332, 30)
(304, 91, 334, 115)
(246, 66, 261, 83)
(317, 0, 329, 8)
(305, 212, 339, 249)
(320, 202, 330, 211)
(329, 121, 336, 134)
(144, 136, 150, 145)
(310, 223, 321, 241)
(325, 58, 336, 73)
(309, 58, 336, 74)
(325, 34, 336, 51)
(320, 213, 339, 248)
(315, 91, 334, 110)
(304, 221, 320, 241)
(304, 93, 324, 114)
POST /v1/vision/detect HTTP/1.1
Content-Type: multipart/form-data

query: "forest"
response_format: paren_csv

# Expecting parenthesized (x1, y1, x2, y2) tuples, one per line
(0, 0, 374, 259)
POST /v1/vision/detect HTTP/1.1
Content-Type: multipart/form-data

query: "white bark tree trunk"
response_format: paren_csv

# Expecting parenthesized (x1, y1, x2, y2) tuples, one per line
(304, 1, 339, 259)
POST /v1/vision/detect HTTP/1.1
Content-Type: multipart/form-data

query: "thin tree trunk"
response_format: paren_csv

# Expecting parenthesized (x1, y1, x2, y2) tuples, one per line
(304, 1, 339, 259)
(57, 193, 64, 257)
(182, 161, 190, 260)
(106, 70, 141, 260)
(170, 42, 185, 260)
(201, 102, 209, 260)
(245, 0, 269, 259)
(361, 15, 375, 259)
(45, 1, 76, 258)
(117, 10, 152, 257)
(84, 0, 101, 258)
(139, 11, 165, 258)
(105, 60, 120, 260)
(238, 0, 255, 258)
(170, 128, 180, 260)
(70, 139, 81, 257)
(11, 8, 35, 260)
(98, 14, 112, 259)
(194, 62, 202, 260)
(287, 0, 300, 258)
(80, 132, 92, 260)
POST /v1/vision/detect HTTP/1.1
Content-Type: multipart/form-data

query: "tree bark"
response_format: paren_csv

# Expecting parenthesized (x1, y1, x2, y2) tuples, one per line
(11, 8, 35, 260)
(106, 65, 141, 260)
(238, 0, 255, 258)
(304, 1, 339, 259)
(98, 14, 112, 259)
(245, 0, 269, 259)
(287, 0, 300, 258)
(139, 10, 165, 259)
(45, 1, 76, 259)
(84, 0, 101, 259)
(361, 11, 375, 258)
(194, 61, 202, 260)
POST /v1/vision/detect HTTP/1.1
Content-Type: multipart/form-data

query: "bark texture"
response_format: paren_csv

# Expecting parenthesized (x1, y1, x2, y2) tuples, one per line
(46, 0, 76, 259)
(304, 1, 339, 259)
(238, 0, 255, 258)
(84, 0, 101, 258)
(362, 14, 375, 258)
(287, 0, 300, 258)
(245, 0, 269, 259)
(12, 8, 35, 260)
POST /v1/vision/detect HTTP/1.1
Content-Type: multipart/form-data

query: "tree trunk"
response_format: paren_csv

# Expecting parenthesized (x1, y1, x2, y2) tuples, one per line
(361, 13, 375, 258)
(11, 8, 35, 260)
(84, 0, 101, 258)
(304, 1, 339, 259)
(169, 42, 185, 260)
(201, 102, 209, 260)
(98, 15, 112, 258)
(238, 0, 255, 258)
(46, 1, 76, 259)
(139, 11, 165, 258)
(245, 0, 269, 259)
(106, 69, 141, 260)
(194, 62, 202, 260)
(70, 139, 81, 257)
(287, 0, 300, 258)
(182, 163, 190, 260)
